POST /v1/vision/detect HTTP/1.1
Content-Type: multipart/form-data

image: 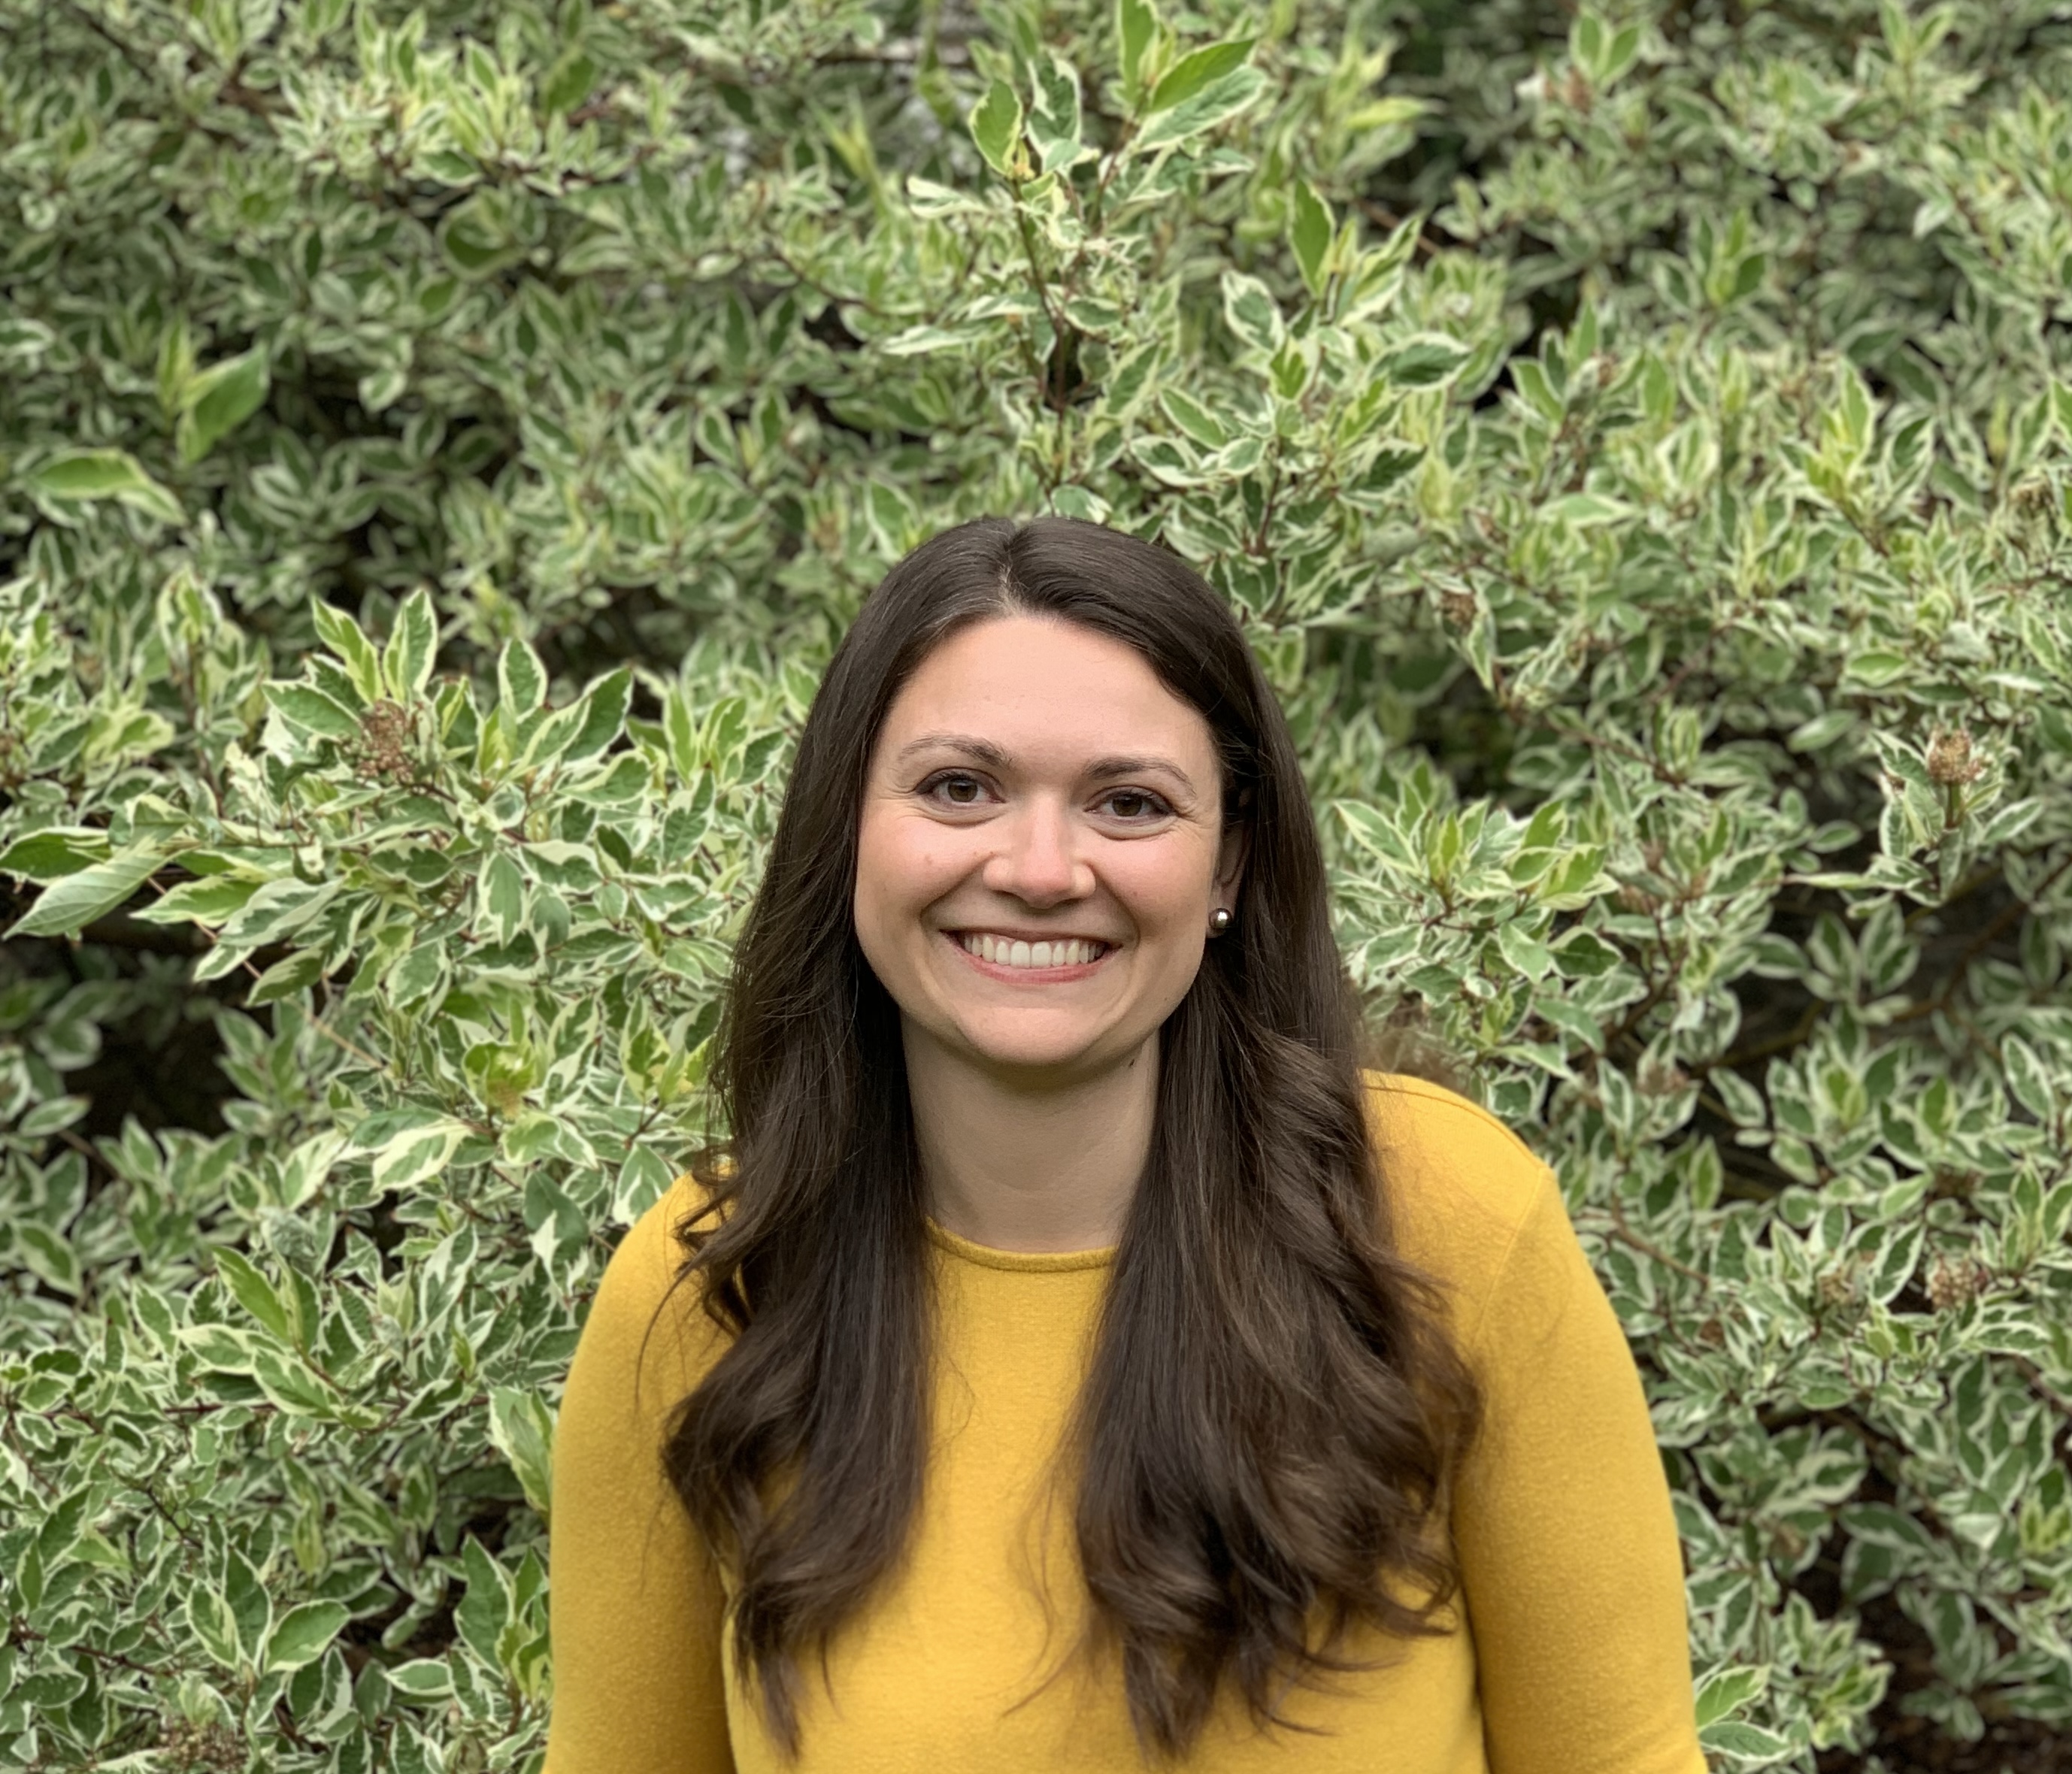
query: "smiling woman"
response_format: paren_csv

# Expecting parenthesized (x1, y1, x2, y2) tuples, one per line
(853, 610, 1244, 1252)
(542, 516, 1708, 1774)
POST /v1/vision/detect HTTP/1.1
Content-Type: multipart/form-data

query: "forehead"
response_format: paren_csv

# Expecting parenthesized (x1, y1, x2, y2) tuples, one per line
(876, 615, 1214, 757)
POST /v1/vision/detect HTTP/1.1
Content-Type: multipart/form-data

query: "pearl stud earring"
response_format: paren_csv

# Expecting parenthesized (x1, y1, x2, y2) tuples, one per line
(1208, 907, 1232, 936)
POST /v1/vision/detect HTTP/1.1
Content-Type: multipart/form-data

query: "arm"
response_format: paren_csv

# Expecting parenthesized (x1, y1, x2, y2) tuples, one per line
(1452, 1164, 1707, 1774)
(543, 1179, 737, 1774)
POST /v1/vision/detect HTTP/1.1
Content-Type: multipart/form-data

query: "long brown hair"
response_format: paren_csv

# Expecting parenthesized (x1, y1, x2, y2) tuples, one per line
(653, 516, 1486, 1757)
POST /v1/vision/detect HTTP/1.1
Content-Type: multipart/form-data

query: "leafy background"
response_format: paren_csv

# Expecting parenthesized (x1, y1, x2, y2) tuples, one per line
(2, 0, 2070, 1769)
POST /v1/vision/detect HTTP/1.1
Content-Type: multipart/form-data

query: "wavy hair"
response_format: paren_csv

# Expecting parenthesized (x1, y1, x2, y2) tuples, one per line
(653, 516, 1486, 1758)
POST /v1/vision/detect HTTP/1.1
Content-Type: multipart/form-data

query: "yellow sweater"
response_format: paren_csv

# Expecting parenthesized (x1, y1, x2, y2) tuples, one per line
(543, 1073, 1707, 1773)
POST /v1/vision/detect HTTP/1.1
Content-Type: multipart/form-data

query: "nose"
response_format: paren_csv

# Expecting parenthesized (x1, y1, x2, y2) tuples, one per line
(982, 794, 1093, 906)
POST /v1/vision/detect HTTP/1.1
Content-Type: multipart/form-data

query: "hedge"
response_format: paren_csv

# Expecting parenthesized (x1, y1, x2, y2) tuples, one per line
(2, 2, 2069, 1770)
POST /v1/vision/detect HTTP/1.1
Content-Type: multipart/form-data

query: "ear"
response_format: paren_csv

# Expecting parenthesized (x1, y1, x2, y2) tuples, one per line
(1213, 814, 1249, 906)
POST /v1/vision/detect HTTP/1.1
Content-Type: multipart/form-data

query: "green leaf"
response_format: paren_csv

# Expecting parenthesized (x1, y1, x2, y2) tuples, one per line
(386, 940, 450, 1010)
(1158, 387, 1231, 449)
(1697, 1719, 1795, 1762)
(539, 50, 597, 116)
(1496, 920, 1555, 980)
(1221, 270, 1285, 357)
(489, 1385, 556, 1517)
(456, 1537, 514, 1668)
(478, 852, 528, 946)
(213, 1247, 292, 1343)
(663, 686, 700, 782)
(7, 845, 168, 938)
(0, 316, 55, 359)
(1841, 649, 1910, 689)
(176, 348, 271, 464)
(440, 195, 523, 278)
(515, 698, 594, 772)
(1864, 1220, 1925, 1307)
(1289, 180, 1333, 297)
(371, 1117, 470, 1191)
(1029, 53, 1083, 174)
(263, 683, 360, 742)
(34, 1485, 91, 1568)
(1571, 11, 1604, 75)
(1134, 65, 1268, 152)
(1552, 928, 1622, 978)
(1352, 444, 1424, 498)
(217, 877, 341, 949)
(499, 637, 550, 716)
(386, 1658, 453, 1702)
(1604, 22, 1643, 87)
(349, 1103, 456, 1151)
(128, 874, 256, 928)
(278, 1128, 348, 1212)
(253, 1346, 336, 1415)
(612, 1146, 680, 1224)
(1695, 1663, 1771, 1728)
(26, 449, 183, 525)
(2002, 1034, 2055, 1119)
(877, 322, 985, 357)
(970, 78, 1025, 179)
(265, 1600, 350, 1673)
(564, 666, 633, 764)
(1116, 0, 1159, 107)
(224, 1545, 272, 1664)
(186, 1585, 242, 1670)
(312, 603, 384, 706)
(247, 946, 328, 1005)
(1543, 491, 1634, 526)
(0, 828, 111, 882)
(1130, 434, 1209, 487)
(1381, 335, 1471, 389)
(383, 586, 439, 701)
(1146, 39, 1253, 114)
(17, 1224, 80, 1296)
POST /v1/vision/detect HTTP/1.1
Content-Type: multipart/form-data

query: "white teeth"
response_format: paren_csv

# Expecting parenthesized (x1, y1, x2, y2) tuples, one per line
(959, 934, 1105, 969)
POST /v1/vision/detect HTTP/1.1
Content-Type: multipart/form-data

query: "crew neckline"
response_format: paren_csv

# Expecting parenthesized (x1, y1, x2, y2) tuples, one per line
(924, 1216, 1116, 1273)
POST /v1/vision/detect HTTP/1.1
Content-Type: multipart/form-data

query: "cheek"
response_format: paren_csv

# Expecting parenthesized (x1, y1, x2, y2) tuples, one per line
(854, 810, 965, 926)
(1110, 838, 1217, 928)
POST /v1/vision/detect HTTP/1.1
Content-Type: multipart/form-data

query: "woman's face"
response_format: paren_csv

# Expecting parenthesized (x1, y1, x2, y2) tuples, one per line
(855, 613, 1243, 1082)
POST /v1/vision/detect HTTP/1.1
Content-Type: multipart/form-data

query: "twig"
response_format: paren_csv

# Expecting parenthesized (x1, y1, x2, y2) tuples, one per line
(8, 1619, 168, 1680)
(1599, 1194, 1714, 1290)
(2011, 1355, 2072, 1425)
(1356, 199, 1442, 259)
(306, 1012, 388, 1073)
(1892, 852, 2072, 1025)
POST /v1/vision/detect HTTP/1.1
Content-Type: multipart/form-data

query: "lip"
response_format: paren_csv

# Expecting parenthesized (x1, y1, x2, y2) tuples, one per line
(943, 929, 1116, 981)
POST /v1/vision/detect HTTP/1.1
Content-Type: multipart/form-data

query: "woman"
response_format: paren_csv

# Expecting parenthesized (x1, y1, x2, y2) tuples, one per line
(544, 516, 1706, 1772)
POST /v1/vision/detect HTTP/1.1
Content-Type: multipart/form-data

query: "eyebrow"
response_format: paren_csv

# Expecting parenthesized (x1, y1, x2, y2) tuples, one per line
(892, 731, 1199, 795)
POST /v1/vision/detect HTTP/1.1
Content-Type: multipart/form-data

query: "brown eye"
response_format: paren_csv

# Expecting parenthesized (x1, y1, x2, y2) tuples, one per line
(922, 771, 989, 807)
(1102, 790, 1171, 821)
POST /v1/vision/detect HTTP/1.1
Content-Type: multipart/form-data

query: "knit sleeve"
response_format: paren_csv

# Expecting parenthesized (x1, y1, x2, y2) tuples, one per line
(542, 1178, 737, 1774)
(1449, 1163, 1708, 1774)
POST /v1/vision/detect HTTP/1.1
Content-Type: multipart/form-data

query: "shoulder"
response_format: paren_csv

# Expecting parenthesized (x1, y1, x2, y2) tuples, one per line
(589, 1169, 719, 1318)
(608, 1168, 721, 1287)
(1356, 1069, 1565, 1352)
(574, 1170, 729, 1413)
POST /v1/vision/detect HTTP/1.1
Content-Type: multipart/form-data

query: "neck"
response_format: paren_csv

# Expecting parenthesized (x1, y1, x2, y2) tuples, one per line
(901, 1029, 1159, 1254)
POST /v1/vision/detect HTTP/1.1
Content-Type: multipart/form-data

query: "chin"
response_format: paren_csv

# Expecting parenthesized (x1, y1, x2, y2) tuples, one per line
(958, 1028, 1116, 1078)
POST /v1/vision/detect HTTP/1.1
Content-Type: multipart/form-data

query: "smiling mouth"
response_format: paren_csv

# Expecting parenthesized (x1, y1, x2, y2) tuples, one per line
(950, 931, 1112, 971)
